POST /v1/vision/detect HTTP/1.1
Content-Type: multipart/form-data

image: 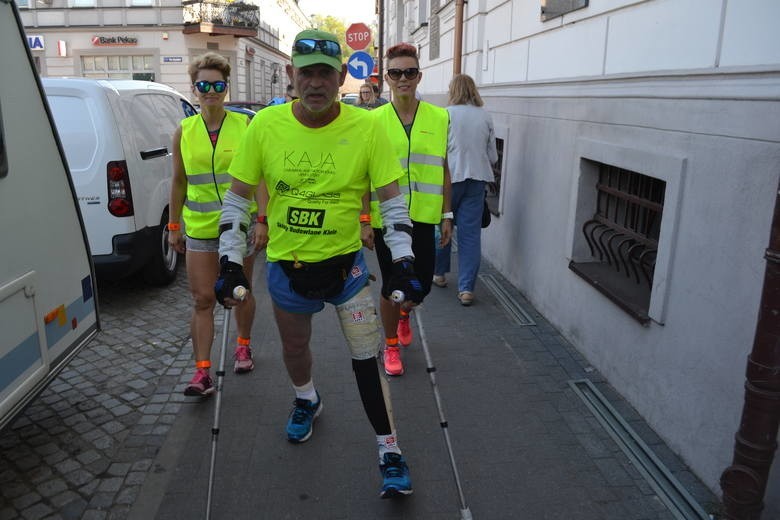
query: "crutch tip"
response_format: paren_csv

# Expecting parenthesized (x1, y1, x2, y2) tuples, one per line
(460, 508, 473, 520)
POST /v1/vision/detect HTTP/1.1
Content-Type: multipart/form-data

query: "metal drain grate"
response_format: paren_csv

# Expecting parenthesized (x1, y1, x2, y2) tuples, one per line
(478, 273, 536, 326)
(569, 379, 710, 520)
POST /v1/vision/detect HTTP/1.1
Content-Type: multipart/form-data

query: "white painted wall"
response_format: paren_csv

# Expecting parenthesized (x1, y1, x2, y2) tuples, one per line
(387, 0, 780, 515)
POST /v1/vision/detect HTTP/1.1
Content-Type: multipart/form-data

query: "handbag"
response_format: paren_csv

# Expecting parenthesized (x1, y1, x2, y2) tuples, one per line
(481, 194, 492, 228)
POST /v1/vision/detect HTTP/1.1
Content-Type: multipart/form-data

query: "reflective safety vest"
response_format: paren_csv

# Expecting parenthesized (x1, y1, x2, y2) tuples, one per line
(370, 101, 448, 226)
(180, 111, 256, 239)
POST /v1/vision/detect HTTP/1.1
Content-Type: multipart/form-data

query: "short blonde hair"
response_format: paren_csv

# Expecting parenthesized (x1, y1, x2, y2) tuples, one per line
(188, 52, 230, 83)
(448, 74, 483, 107)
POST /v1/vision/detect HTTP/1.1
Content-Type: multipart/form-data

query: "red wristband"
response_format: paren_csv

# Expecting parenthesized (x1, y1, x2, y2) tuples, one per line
(257, 215, 268, 224)
(167, 222, 181, 231)
(359, 214, 371, 224)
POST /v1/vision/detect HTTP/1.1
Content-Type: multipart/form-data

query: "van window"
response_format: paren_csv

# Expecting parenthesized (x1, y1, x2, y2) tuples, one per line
(46, 95, 99, 171)
(129, 93, 166, 152)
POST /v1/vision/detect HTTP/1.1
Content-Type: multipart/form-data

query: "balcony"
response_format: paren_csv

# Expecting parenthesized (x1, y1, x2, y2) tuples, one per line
(182, 0, 259, 37)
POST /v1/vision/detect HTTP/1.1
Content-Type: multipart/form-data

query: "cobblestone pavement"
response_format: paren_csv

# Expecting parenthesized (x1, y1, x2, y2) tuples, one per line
(0, 267, 195, 520)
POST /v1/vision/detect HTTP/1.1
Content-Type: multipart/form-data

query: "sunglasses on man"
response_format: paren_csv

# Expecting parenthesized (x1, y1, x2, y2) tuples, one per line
(293, 39, 341, 57)
(386, 68, 420, 80)
(193, 80, 227, 93)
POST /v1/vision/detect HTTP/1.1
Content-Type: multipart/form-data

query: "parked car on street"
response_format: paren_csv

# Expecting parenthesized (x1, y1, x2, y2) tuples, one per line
(224, 104, 256, 119)
(225, 100, 266, 112)
(42, 78, 197, 285)
(341, 93, 358, 105)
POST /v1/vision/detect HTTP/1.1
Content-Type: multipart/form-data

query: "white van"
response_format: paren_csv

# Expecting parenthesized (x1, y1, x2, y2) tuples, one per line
(1, 3, 98, 430)
(42, 78, 198, 285)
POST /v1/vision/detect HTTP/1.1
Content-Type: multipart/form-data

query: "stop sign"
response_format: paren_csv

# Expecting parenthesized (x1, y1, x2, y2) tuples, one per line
(345, 22, 371, 51)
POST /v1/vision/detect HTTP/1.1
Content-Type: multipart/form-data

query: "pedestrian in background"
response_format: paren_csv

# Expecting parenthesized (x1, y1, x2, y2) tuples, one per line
(372, 83, 389, 105)
(355, 82, 381, 109)
(433, 73, 498, 306)
(168, 52, 266, 397)
(368, 42, 452, 376)
(214, 29, 423, 498)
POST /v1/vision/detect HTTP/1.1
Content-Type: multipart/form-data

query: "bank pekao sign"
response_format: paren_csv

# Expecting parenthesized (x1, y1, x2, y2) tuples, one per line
(91, 35, 138, 46)
(27, 35, 45, 50)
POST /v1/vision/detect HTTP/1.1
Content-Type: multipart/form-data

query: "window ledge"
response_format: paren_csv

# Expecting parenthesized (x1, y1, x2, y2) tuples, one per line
(569, 260, 651, 325)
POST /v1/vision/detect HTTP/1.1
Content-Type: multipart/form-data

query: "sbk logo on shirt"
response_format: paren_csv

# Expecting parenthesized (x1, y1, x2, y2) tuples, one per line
(287, 207, 325, 228)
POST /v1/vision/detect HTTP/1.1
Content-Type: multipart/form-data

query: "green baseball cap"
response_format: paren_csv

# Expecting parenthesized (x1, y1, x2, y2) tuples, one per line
(291, 29, 343, 71)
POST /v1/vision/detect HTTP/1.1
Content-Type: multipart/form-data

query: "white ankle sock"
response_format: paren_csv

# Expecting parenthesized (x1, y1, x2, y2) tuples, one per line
(377, 432, 401, 461)
(293, 380, 318, 403)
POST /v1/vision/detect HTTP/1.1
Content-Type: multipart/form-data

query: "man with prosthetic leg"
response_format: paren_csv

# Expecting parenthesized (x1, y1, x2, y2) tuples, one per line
(214, 29, 424, 499)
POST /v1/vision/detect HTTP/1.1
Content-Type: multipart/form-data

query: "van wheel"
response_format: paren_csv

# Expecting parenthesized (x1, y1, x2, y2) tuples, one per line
(143, 210, 179, 286)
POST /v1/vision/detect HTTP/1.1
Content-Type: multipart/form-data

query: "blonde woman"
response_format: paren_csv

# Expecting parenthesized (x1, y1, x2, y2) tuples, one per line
(169, 52, 267, 397)
(355, 82, 381, 109)
(433, 73, 498, 306)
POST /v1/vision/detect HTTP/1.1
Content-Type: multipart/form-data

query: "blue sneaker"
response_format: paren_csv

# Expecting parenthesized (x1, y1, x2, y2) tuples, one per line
(286, 393, 322, 443)
(379, 452, 413, 498)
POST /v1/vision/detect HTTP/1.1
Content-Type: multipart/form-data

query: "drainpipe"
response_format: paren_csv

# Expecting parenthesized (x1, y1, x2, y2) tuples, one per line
(721, 177, 780, 520)
(453, 0, 465, 75)
(377, 0, 384, 94)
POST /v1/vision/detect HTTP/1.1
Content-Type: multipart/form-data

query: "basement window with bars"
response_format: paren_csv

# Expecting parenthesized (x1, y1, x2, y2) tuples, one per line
(569, 162, 665, 324)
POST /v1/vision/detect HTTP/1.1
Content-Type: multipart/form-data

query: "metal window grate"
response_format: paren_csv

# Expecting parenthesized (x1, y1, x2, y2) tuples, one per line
(583, 165, 664, 288)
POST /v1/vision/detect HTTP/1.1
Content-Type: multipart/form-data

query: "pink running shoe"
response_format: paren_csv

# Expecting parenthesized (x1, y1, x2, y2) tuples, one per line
(184, 368, 215, 397)
(397, 316, 412, 347)
(383, 346, 404, 376)
(234, 345, 255, 373)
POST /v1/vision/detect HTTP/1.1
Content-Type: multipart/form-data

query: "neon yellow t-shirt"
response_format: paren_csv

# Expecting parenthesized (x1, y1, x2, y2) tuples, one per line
(229, 103, 403, 262)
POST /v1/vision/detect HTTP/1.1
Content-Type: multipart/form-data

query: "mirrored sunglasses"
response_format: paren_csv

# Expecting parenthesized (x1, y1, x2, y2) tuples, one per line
(386, 67, 419, 80)
(194, 80, 227, 93)
(293, 39, 341, 57)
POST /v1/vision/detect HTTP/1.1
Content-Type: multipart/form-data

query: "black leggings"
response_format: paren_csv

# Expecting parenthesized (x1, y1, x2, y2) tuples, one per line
(352, 357, 391, 435)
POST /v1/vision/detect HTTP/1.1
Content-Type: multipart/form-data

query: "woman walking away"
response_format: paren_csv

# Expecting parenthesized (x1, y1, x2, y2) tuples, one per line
(169, 52, 267, 397)
(433, 74, 498, 306)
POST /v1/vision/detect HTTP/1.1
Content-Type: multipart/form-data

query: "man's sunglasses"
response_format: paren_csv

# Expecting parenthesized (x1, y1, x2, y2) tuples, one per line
(194, 80, 227, 93)
(386, 67, 420, 80)
(293, 39, 341, 57)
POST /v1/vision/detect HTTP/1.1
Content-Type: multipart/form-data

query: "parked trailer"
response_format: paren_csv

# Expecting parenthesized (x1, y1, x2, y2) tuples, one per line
(0, 0, 99, 431)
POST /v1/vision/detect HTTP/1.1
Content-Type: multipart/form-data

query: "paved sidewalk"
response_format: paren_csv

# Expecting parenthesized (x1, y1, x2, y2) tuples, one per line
(129, 252, 719, 520)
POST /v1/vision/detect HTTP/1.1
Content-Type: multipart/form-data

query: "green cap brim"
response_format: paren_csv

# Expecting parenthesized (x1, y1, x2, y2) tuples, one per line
(292, 53, 342, 72)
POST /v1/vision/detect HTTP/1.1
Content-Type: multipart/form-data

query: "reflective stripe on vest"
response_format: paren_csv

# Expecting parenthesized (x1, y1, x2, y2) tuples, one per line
(370, 101, 448, 226)
(180, 111, 253, 239)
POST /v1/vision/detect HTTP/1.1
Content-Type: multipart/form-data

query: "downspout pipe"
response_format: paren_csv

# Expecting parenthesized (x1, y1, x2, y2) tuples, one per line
(377, 0, 384, 94)
(453, 0, 465, 75)
(721, 177, 780, 519)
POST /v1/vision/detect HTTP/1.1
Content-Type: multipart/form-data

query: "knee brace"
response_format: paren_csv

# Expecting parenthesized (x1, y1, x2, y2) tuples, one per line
(335, 285, 381, 360)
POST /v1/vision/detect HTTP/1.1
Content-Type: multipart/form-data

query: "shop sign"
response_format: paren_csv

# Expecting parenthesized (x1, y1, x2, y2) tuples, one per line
(27, 35, 45, 50)
(91, 35, 138, 46)
(163, 56, 183, 63)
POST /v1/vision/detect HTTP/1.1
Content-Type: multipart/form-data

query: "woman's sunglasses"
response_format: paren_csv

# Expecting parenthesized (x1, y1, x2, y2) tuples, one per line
(293, 39, 341, 57)
(386, 67, 419, 80)
(194, 80, 227, 93)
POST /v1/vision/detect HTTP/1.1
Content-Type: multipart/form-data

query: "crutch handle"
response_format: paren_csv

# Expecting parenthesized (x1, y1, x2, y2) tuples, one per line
(390, 290, 405, 303)
(233, 286, 247, 301)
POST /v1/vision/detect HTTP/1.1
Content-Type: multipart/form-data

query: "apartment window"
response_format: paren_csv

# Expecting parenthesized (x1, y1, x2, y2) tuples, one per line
(486, 137, 505, 216)
(16, 0, 30, 8)
(81, 55, 155, 81)
(70, 0, 96, 6)
(541, 0, 588, 21)
(418, 0, 428, 26)
(129, 0, 153, 6)
(569, 163, 665, 323)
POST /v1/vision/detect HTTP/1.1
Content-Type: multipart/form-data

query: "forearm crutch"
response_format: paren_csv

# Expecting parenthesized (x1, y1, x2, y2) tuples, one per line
(206, 287, 245, 520)
(413, 308, 473, 520)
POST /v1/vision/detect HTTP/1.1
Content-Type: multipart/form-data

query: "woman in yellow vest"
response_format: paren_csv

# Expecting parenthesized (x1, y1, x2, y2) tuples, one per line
(168, 52, 265, 397)
(369, 43, 453, 376)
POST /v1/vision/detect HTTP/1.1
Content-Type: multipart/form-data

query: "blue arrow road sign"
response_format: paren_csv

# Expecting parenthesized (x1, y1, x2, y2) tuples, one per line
(347, 51, 374, 80)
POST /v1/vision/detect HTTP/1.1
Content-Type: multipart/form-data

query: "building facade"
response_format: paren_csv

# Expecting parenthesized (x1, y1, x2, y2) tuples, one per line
(20, 0, 309, 105)
(383, 0, 780, 515)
